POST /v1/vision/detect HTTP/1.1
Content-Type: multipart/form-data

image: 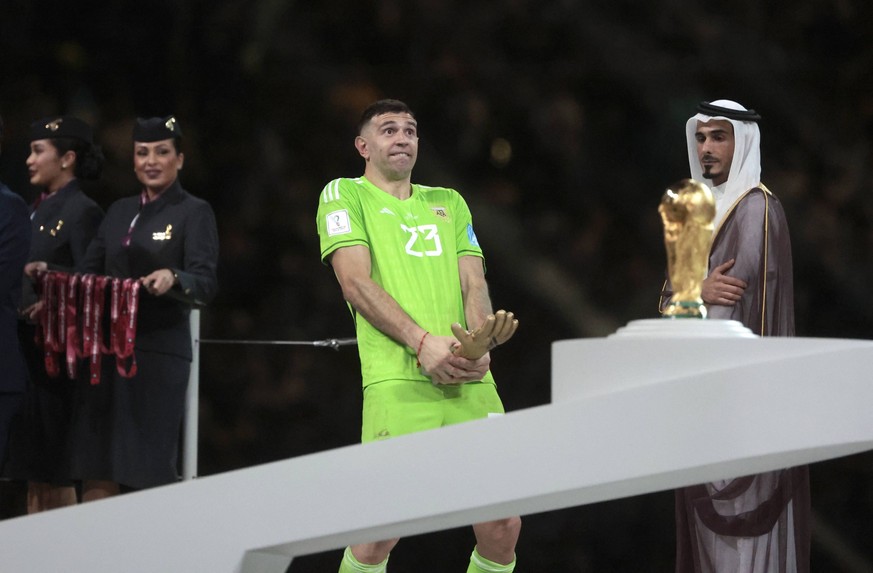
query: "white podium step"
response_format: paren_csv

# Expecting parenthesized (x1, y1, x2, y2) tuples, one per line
(1, 324, 871, 572)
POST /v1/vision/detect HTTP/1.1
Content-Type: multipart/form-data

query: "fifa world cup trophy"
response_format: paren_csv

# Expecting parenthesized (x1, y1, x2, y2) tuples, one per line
(659, 179, 716, 318)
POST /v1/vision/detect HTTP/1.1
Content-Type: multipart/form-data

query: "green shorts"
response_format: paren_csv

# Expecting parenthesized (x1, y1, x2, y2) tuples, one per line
(361, 379, 505, 443)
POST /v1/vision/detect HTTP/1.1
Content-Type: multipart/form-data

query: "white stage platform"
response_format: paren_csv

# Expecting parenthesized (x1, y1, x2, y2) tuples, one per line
(1, 320, 871, 572)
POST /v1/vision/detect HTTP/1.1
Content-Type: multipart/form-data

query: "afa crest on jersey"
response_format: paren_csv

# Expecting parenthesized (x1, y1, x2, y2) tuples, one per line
(430, 206, 449, 221)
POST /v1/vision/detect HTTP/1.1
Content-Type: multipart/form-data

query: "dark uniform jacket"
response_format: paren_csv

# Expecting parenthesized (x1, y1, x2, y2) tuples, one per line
(0, 184, 31, 393)
(23, 179, 103, 307)
(78, 179, 219, 360)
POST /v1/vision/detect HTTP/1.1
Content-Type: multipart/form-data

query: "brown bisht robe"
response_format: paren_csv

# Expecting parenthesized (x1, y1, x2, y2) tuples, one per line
(661, 185, 811, 573)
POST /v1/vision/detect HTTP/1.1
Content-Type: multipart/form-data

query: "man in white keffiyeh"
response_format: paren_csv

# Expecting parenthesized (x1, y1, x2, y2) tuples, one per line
(671, 100, 811, 573)
(686, 99, 762, 233)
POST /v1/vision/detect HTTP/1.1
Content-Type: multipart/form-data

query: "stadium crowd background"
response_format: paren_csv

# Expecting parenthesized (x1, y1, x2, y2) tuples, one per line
(1, 0, 871, 570)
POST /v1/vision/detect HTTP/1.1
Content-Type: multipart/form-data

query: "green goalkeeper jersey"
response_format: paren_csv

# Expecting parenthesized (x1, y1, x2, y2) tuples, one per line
(317, 176, 494, 387)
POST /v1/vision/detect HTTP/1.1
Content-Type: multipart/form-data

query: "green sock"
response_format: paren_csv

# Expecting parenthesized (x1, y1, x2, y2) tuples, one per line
(338, 546, 389, 573)
(466, 547, 516, 573)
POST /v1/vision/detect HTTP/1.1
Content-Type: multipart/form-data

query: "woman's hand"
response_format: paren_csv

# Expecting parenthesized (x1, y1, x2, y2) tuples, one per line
(20, 301, 44, 322)
(24, 261, 47, 278)
(140, 269, 176, 296)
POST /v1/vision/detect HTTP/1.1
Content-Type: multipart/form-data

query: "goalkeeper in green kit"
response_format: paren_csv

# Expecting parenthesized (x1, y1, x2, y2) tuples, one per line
(317, 99, 521, 573)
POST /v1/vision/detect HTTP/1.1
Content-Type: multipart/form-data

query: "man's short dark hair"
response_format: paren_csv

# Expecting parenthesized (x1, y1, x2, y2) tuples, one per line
(357, 99, 415, 135)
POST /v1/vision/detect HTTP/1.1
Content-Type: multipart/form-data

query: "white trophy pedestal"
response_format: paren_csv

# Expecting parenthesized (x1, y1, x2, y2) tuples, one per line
(610, 318, 756, 338)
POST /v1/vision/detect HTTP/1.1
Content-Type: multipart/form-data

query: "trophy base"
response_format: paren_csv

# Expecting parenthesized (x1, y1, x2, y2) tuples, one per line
(609, 318, 756, 339)
(662, 300, 706, 318)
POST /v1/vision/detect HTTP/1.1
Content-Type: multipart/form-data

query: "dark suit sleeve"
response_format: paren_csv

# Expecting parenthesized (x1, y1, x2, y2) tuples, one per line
(170, 200, 219, 306)
(0, 193, 30, 393)
(0, 196, 30, 298)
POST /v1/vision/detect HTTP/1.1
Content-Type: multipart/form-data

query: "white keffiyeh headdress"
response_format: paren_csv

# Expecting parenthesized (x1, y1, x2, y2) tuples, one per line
(686, 99, 762, 233)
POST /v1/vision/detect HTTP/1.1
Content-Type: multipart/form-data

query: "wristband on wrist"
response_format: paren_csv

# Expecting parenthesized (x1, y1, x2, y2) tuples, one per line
(415, 331, 429, 368)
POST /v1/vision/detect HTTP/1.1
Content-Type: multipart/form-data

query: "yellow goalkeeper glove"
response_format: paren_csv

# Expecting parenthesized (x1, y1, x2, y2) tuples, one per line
(450, 310, 518, 360)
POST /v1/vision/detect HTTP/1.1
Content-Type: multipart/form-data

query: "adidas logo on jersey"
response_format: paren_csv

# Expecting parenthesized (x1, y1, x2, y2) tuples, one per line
(379, 208, 395, 216)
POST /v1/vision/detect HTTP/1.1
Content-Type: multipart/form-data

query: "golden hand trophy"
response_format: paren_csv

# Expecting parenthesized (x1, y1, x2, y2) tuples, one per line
(659, 179, 715, 318)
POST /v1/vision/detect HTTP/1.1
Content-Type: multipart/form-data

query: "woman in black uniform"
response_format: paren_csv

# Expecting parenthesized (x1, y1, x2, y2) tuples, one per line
(4, 116, 104, 512)
(71, 116, 218, 500)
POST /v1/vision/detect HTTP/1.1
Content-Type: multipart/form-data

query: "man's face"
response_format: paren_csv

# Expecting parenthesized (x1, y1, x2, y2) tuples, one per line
(356, 112, 418, 180)
(695, 119, 734, 187)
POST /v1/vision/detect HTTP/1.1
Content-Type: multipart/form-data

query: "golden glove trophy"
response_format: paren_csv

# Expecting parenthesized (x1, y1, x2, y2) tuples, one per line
(659, 179, 715, 318)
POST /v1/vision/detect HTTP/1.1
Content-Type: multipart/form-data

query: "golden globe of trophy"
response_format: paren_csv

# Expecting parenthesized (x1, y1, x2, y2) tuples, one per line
(659, 179, 716, 318)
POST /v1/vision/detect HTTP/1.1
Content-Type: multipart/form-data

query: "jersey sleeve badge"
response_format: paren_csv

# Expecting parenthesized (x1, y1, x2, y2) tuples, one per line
(326, 209, 352, 236)
(466, 223, 480, 247)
